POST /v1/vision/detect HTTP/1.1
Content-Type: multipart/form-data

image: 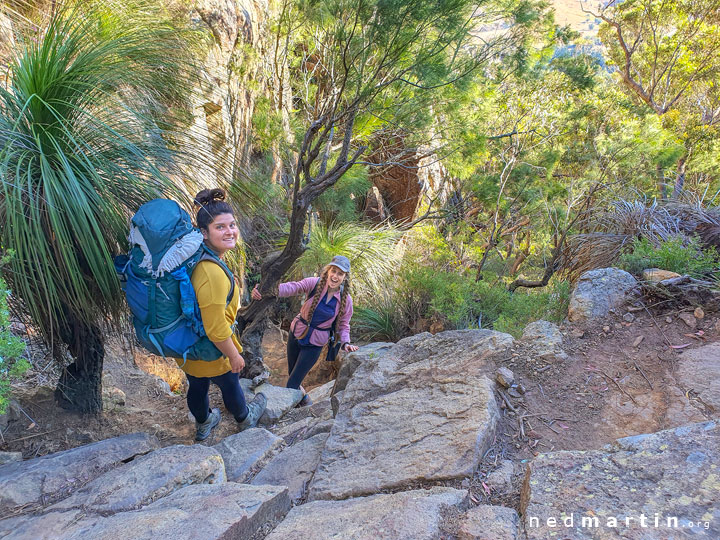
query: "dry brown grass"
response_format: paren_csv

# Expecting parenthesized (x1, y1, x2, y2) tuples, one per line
(561, 198, 720, 280)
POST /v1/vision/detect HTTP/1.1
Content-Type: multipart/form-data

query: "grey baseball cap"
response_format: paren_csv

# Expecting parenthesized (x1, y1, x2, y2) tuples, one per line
(329, 255, 350, 273)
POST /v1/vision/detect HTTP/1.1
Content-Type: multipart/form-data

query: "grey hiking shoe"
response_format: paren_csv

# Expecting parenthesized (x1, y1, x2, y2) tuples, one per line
(195, 407, 221, 441)
(238, 392, 267, 431)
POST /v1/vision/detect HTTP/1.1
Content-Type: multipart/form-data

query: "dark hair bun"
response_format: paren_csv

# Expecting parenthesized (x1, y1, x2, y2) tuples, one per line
(194, 188, 226, 207)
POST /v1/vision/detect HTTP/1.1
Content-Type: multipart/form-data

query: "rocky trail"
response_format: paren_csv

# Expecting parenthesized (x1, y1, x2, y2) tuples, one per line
(1, 268, 719, 539)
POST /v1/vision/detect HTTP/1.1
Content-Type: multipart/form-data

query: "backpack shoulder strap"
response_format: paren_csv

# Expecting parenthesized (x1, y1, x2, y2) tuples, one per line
(199, 247, 235, 307)
(306, 277, 321, 303)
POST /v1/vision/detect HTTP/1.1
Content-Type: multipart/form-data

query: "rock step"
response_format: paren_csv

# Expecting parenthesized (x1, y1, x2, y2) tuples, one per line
(266, 487, 468, 540)
(3, 483, 289, 540)
(308, 330, 513, 501)
(213, 427, 284, 482)
(47, 444, 225, 515)
(0, 432, 159, 517)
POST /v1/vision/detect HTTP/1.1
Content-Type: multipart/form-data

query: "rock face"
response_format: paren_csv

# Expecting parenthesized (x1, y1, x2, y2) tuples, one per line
(332, 342, 393, 395)
(266, 487, 468, 540)
(0, 433, 291, 540)
(568, 268, 638, 323)
(252, 432, 329, 502)
(308, 330, 513, 500)
(676, 343, 720, 413)
(0, 432, 159, 517)
(0, 452, 21, 465)
(458, 505, 520, 540)
(522, 421, 720, 539)
(4, 483, 290, 540)
(213, 428, 284, 482)
(48, 444, 226, 514)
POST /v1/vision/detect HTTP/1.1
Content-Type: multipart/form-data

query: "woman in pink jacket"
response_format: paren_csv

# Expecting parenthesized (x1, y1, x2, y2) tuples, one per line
(252, 255, 359, 404)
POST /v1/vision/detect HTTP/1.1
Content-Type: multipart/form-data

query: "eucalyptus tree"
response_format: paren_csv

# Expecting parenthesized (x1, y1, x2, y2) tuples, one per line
(237, 0, 552, 374)
(589, 0, 720, 196)
(0, 2, 202, 412)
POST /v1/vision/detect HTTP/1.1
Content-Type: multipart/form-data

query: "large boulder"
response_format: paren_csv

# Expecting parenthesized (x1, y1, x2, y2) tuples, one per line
(3, 483, 290, 540)
(266, 487, 468, 540)
(48, 444, 225, 515)
(308, 330, 513, 500)
(252, 432, 329, 502)
(522, 420, 720, 539)
(0, 433, 159, 517)
(568, 268, 638, 323)
(675, 342, 720, 413)
(213, 428, 284, 482)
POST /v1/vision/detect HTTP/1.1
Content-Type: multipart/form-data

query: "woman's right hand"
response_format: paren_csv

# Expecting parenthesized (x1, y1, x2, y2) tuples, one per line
(230, 354, 245, 373)
(251, 284, 262, 301)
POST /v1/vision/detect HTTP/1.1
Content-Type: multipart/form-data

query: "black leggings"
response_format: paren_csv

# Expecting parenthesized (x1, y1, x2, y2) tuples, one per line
(186, 371, 249, 423)
(286, 331, 323, 390)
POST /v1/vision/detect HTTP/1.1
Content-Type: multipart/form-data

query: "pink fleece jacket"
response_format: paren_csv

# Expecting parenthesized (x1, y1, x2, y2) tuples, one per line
(278, 277, 353, 347)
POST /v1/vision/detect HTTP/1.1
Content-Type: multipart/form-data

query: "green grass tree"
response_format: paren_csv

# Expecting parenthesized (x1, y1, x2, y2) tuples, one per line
(0, 1, 200, 413)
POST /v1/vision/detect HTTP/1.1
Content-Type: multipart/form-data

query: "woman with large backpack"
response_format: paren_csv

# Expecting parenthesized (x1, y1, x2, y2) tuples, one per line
(181, 189, 266, 440)
(251, 256, 359, 406)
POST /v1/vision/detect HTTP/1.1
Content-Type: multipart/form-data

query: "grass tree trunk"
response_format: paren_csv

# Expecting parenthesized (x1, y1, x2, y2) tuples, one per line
(55, 310, 105, 413)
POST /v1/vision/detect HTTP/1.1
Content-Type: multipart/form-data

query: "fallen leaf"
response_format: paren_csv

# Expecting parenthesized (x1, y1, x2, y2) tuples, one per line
(670, 343, 692, 349)
(481, 482, 492, 496)
(27, 422, 36, 430)
(469, 494, 479, 504)
(558, 422, 570, 430)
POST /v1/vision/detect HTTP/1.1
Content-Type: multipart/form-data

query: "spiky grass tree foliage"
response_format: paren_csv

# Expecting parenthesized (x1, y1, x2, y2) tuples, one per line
(289, 221, 403, 300)
(0, 1, 200, 412)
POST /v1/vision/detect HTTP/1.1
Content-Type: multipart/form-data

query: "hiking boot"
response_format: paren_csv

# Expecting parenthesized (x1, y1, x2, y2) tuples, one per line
(296, 394, 312, 408)
(195, 407, 221, 441)
(238, 392, 267, 431)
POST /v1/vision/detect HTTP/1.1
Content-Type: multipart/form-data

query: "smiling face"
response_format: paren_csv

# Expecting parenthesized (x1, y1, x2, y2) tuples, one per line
(202, 213, 238, 257)
(326, 265, 347, 291)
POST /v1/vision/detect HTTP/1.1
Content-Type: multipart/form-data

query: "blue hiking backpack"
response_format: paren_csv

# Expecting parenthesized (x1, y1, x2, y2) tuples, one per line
(114, 199, 235, 365)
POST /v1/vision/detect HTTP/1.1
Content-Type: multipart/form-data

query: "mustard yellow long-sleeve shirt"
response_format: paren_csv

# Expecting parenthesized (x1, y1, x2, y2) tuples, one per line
(175, 260, 242, 378)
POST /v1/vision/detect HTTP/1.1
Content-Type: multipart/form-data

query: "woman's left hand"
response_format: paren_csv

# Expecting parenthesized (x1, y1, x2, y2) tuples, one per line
(342, 343, 359, 352)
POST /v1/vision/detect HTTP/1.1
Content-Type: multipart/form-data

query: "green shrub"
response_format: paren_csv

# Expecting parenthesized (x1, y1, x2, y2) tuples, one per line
(352, 260, 571, 342)
(493, 280, 571, 337)
(0, 273, 28, 414)
(619, 236, 720, 279)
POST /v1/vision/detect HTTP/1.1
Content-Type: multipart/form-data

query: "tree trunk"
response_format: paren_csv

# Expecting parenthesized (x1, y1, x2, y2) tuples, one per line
(55, 312, 104, 414)
(239, 317, 268, 379)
